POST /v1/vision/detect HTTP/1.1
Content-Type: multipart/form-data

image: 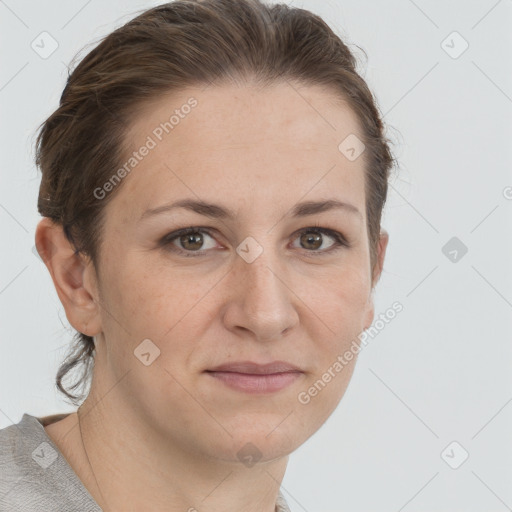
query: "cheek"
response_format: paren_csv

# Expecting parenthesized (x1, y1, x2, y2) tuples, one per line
(94, 260, 172, 361)
(101, 263, 216, 374)
(301, 265, 371, 406)
(297, 271, 370, 423)
(305, 260, 371, 331)
(104, 256, 200, 328)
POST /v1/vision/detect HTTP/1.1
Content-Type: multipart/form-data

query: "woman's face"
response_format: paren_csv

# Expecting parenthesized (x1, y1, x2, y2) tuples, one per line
(83, 82, 387, 462)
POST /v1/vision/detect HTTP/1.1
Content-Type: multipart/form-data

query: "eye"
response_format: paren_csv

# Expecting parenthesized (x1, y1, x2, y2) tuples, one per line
(160, 227, 220, 257)
(290, 225, 349, 256)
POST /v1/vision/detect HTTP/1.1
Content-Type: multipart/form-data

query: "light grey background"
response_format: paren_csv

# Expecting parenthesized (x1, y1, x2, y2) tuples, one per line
(1, 0, 511, 510)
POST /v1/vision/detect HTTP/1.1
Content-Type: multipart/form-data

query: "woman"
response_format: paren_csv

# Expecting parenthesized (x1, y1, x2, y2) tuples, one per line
(0, 0, 394, 510)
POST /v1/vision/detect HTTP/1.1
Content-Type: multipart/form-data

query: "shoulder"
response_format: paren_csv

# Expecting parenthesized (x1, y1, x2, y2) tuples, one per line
(0, 414, 43, 482)
(0, 413, 100, 512)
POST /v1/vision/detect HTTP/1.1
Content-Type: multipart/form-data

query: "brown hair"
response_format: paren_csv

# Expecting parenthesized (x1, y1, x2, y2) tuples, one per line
(35, 0, 397, 405)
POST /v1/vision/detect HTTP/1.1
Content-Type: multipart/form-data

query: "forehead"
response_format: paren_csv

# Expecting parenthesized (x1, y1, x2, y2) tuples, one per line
(107, 82, 366, 225)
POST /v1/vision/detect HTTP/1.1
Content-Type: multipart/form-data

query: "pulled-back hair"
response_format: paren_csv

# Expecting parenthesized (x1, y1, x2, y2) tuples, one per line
(35, 0, 397, 404)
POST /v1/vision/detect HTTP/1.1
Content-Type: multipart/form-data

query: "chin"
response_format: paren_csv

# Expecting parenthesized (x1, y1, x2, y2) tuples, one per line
(214, 434, 298, 466)
(210, 415, 315, 464)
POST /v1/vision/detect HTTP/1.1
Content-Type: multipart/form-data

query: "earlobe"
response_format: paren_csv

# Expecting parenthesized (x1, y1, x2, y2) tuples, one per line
(35, 218, 101, 336)
(363, 229, 389, 331)
(363, 296, 375, 332)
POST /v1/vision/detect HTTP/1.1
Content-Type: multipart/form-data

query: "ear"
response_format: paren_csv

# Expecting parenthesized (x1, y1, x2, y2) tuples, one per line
(34, 218, 102, 337)
(362, 229, 389, 330)
(372, 229, 389, 288)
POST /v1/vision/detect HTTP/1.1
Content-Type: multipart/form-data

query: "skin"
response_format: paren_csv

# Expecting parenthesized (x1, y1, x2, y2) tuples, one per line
(36, 81, 388, 512)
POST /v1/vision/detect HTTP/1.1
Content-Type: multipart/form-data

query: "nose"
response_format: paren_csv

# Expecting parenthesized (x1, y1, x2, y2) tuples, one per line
(221, 249, 299, 342)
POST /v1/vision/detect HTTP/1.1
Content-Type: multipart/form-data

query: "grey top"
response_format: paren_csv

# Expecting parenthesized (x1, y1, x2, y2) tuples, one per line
(0, 413, 291, 512)
(0, 413, 101, 511)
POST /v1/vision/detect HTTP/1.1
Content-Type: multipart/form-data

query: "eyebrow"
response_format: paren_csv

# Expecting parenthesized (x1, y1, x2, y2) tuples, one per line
(139, 198, 362, 222)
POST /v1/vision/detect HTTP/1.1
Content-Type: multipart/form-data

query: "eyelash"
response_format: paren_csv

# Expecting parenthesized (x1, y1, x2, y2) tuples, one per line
(160, 223, 350, 258)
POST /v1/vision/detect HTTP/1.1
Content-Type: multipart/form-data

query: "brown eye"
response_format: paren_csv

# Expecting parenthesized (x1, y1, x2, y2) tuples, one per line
(291, 227, 349, 255)
(299, 231, 324, 250)
(161, 227, 218, 257)
(179, 232, 204, 251)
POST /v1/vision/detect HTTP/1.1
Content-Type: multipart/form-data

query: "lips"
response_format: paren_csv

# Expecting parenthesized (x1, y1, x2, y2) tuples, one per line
(205, 361, 304, 394)
(206, 360, 302, 375)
